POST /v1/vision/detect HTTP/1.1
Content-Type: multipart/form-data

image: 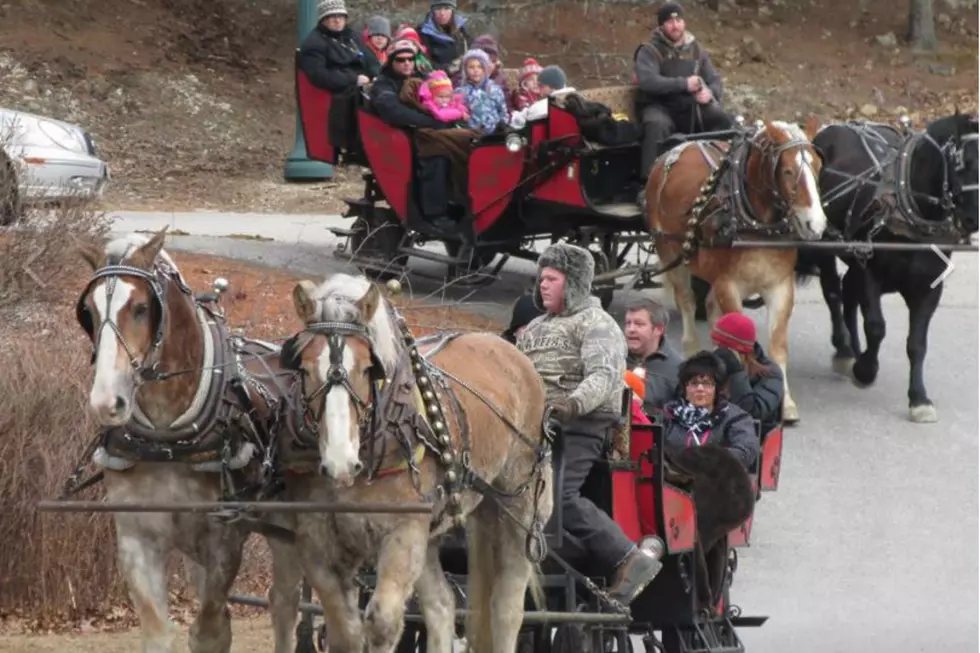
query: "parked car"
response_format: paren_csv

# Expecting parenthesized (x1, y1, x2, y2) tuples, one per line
(0, 107, 110, 224)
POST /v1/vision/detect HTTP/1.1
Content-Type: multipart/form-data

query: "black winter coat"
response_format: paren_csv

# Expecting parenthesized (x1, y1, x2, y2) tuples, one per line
(299, 24, 378, 93)
(717, 343, 784, 432)
(662, 399, 759, 471)
(369, 67, 445, 129)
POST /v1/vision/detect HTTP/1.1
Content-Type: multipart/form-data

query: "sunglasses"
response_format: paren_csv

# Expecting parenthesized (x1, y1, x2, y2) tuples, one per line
(393, 56, 414, 63)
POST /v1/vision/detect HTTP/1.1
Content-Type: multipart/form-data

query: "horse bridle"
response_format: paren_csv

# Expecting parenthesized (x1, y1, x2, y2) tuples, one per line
(75, 264, 168, 385)
(752, 129, 818, 214)
(282, 321, 385, 447)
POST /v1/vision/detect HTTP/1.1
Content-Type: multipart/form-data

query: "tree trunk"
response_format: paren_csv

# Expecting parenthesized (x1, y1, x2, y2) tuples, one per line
(907, 0, 938, 50)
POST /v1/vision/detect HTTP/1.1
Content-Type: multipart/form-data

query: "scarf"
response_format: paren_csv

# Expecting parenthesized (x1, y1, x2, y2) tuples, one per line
(669, 399, 725, 447)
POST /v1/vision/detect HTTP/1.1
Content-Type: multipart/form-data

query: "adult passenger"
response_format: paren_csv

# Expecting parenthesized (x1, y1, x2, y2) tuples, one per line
(299, 0, 376, 91)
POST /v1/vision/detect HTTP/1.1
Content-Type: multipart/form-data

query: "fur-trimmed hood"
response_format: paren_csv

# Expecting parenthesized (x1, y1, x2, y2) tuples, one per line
(534, 242, 596, 315)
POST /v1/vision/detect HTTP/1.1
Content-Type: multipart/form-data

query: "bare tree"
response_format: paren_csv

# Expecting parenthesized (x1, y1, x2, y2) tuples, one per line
(907, 0, 938, 50)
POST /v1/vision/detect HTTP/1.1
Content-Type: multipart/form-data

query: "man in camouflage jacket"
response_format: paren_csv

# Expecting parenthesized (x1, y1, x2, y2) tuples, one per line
(517, 242, 664, 605)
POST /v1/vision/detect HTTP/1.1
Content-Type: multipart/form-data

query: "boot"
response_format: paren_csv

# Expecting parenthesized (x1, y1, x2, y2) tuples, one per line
(608, 536, 665, 604)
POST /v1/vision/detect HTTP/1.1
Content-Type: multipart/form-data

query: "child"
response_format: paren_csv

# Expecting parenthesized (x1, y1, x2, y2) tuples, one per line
(457, 48, 508, 135)
(418, 70, 469, 126)
(393, 25, 434, 75)
(362, 16, 391, 67)
(512, 57, 543, 111)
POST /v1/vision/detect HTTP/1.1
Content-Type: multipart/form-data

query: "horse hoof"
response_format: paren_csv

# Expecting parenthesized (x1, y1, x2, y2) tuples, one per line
(831, 355, 856, 376)
(851, 358, 878, 387)
(782, 403, 800, 425)
(909, 404, 938, 423)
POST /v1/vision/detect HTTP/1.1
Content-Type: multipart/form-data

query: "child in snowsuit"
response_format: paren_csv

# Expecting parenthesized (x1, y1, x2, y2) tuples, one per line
(456, 48, 508, 135)
(512, 57, 543, 111)
(418, 70, 469, 126)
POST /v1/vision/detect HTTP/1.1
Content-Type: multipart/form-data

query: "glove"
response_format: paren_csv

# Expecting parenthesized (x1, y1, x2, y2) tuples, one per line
(713, 347, 743, 377)
(549, 397, 582, 422)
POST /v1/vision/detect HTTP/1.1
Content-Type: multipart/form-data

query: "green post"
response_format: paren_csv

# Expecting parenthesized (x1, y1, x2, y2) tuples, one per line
(284, 0, 333, 181)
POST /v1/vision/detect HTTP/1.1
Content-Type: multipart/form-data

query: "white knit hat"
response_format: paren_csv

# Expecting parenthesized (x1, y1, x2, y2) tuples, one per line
(317, 0, 348, 20)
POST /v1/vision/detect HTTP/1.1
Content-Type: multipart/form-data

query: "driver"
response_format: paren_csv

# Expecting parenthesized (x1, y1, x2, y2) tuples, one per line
(634, 2, 732, 195)
(517, 242, 664, 605)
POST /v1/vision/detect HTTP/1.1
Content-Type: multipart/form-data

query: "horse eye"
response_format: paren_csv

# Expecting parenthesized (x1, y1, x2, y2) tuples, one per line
(132, 303, 149, 320)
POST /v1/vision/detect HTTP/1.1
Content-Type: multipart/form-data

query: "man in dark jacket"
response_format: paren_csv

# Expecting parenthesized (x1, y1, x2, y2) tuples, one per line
(299, 0, 376, 92)
(369, 40, 446, 129)
(624, 297, 682, 415)
(517, 243, 665, 606)
(633, 2, 733, 185)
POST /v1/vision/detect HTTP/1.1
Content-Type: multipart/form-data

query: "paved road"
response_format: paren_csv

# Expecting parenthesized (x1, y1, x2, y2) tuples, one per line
(109, 211, 980, 653)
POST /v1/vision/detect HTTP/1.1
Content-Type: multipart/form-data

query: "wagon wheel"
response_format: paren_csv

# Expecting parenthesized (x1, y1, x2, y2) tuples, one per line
(589, 250, 615, 311)
(349, 209, 408, 281)
(443, 239, 500, 277)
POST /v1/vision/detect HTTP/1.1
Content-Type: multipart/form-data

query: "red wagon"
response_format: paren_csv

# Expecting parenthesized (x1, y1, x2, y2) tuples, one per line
(295, 53, 718, 306)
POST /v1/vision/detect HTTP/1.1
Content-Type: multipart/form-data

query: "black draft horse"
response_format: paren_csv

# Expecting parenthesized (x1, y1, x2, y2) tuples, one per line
(795, 111, 979, 423)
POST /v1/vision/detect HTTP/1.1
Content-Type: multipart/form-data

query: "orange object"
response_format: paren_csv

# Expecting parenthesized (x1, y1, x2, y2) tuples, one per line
(624, 370, 646, 400)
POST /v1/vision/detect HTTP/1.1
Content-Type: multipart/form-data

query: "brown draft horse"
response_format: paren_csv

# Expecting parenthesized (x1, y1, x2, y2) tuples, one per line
(74, 228, 303, 653)
(645, 119, 827, 424)
(277, 272, 553, 653)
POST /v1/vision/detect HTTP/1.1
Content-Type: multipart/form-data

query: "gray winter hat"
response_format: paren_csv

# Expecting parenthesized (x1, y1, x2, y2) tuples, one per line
(534, 242, 595, 312)
(431, 0, 458, 9)
(366, 15, 391, 38)
(317, 0, 348, 20)
(538, 65, 567, 90)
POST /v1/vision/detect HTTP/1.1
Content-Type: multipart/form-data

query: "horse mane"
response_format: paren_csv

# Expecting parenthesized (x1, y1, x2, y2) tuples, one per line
(766, 120, 809, 145)
(104, 233, 189, 287)
(309, 273, 403, 373)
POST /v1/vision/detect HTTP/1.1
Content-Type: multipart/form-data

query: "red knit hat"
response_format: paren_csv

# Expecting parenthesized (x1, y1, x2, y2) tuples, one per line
(519, 57, 543, 82)
(710, 313, 756, 353)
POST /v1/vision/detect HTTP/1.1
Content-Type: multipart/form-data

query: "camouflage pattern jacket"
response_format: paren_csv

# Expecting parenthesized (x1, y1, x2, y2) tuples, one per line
(517, 243, 627, 418)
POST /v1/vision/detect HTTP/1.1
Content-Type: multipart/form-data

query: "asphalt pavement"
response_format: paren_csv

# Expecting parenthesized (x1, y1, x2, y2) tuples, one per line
(106, 210, 979, 653)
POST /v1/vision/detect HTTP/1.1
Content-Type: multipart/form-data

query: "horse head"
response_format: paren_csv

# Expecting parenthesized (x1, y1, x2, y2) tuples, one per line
(75, 227, 197, 427)
(282, 273, 402, 487)
(750, 119, 827, 240)
(926, 110, 980, 233)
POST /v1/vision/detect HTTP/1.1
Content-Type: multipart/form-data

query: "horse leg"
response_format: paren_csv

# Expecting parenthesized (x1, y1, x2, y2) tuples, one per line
(841, 265, 863, 358)
(414, 542, 456, 653)
(464, 504, 495, 653)
(816, 257, 856, 373)
(114, 516, 177, 653)
(188, 525, 247, 653)
(364, 520, 429, 653)
(487, 497, 543, 653)
(902, 282, 943, 423)
(850, 268, 886, 387)
(761, 275, 799, 424)
(667, 264, 701, 357)
(301, 549, 364, 653)
(268, 532, 304, 653)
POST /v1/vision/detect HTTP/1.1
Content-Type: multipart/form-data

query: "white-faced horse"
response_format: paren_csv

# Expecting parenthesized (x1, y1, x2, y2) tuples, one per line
(275, 272, 553, 653)
(645, 118, 828, 423)
(74, 227, 303, 653)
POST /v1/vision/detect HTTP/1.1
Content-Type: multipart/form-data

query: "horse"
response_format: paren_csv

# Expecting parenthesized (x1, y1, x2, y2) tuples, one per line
(276, 272, 553, 653)
(74, 227, 304, 653)
(644, 118, 828, 424)
(795, 111, 979, 423)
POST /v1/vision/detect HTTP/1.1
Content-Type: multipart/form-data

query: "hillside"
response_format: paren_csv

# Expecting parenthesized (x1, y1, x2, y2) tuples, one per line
(0, 0, 976, 214)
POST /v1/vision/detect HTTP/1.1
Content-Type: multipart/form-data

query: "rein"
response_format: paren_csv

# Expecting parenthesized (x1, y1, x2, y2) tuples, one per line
(818, 121, 978, 243)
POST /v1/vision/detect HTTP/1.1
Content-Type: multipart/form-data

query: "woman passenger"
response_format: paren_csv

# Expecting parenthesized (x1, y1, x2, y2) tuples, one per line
(709, 312, 785, 433)
(417, 0, 470, 74)
(662, 351, 759, 470)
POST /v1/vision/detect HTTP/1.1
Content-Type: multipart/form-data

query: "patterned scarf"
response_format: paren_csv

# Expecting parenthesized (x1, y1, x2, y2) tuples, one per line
(670, 399, 722, 446)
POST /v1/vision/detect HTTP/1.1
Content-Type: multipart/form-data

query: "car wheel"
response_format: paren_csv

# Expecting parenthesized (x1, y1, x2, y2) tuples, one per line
(0, 158, 21, 226)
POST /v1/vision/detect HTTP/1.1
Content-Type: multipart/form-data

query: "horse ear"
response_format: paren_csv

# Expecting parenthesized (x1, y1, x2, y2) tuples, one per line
(128, 226, 168, 270)
(355, 282, 382, 324)
(292, 280, 320, 324)
(803, 114, 821, 141)
(77, 242, 106, 271)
